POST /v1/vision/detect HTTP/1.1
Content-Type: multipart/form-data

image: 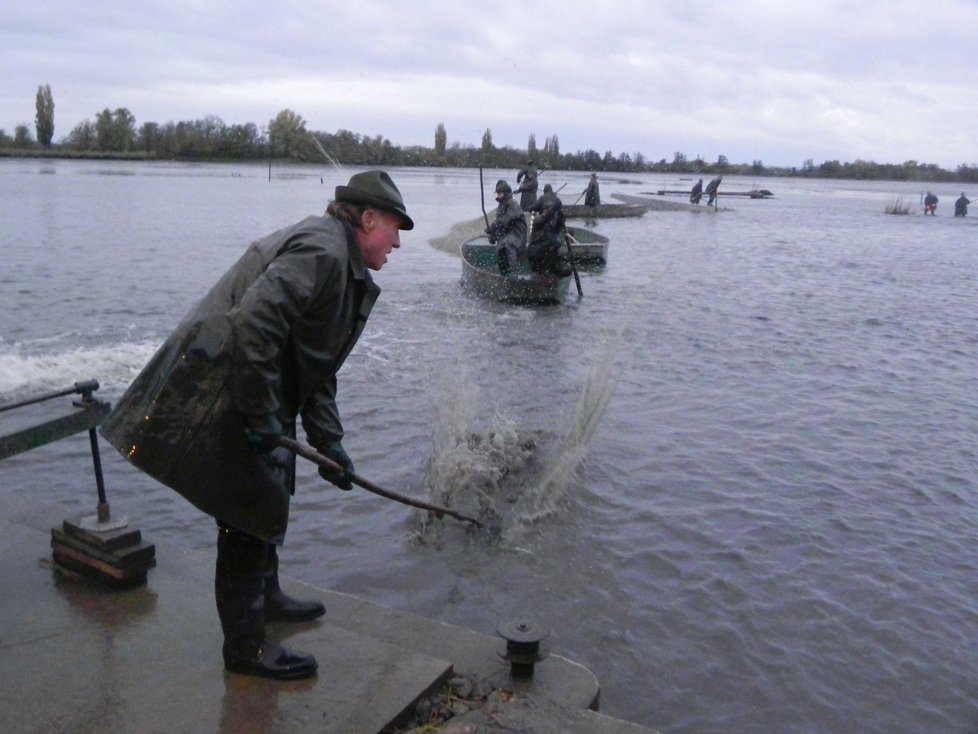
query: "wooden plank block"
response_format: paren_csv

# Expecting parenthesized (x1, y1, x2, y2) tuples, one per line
(62, 518, 142, 551)
(51, 543, 155, 580)
(51, 527, 156, 569)
(51, 549, 148, 588)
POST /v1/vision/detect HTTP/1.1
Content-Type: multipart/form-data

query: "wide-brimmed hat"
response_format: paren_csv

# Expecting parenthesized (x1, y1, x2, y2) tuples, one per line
(335, 170, 414, 230)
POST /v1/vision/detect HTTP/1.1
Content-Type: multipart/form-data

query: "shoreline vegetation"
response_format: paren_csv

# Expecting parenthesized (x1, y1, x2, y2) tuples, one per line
(5, 145, 975, 184)
(6, 104, 977, 183)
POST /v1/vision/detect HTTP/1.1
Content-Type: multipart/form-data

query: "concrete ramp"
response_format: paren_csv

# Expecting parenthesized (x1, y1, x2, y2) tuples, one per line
(0, 513, 451, 734)
(0, 493, 658, 734)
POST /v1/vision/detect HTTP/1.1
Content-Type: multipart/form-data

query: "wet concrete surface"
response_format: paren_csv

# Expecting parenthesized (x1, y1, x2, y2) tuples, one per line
(0, 493, 658, 733)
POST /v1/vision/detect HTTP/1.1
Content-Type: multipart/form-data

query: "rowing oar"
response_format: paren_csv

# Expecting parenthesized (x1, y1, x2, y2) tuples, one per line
(563, 231, 583, 298)
(277, 436, 484, 529)
(479, 166, 490, 228)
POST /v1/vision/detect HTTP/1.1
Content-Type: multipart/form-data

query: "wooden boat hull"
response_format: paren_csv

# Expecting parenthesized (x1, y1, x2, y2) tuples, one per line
(562, 203, 646, 218)
(460, 236, 571, 304)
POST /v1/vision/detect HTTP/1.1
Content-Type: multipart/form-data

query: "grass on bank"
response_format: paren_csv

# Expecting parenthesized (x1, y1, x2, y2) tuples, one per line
(885, 197, 911, 215)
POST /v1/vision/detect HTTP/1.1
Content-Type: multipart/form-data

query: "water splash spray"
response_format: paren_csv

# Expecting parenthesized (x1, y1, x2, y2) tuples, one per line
(420, 365, 529, 537)
(310, 136, 344, 172)
(0, 340, 158, 398)
(419, 329, 621, 545)
(504, 343, 620, 540)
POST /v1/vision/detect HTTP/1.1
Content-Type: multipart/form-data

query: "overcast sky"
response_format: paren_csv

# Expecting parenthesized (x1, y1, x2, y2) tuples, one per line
(3, 1, 976, 169)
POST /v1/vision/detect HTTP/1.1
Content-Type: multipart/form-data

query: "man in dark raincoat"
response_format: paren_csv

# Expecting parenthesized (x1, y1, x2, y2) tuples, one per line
(706, 175, 722, 206)
(689, 178, 703, 204)
(584, 173, 601, 207)
(486, 179, 527, 276)
(515, 159, 540, 211)
(954, 192, 969, 217)
(924, 191, 938, 215)
(100, 170, 413, 680)
(527, 184, 572, 276)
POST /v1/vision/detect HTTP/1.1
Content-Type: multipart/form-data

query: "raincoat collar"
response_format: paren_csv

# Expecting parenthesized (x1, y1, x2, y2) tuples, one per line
(339, 218, 371, 282)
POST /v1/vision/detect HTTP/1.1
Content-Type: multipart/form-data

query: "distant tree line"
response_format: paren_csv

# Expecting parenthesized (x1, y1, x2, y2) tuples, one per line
(3, 84, 978, 183)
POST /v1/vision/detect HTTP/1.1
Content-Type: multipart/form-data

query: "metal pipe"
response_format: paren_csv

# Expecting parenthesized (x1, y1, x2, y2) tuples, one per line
(88, 427, 110, 521)
(0, 379, 99, 413)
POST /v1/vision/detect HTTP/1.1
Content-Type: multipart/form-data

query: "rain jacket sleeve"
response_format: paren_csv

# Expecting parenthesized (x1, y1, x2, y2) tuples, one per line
(300, 373, 342, 448)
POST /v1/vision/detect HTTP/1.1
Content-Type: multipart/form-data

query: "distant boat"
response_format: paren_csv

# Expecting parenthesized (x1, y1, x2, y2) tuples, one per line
(654, 189, 774, 199)
(612, 192, 719, 213)
(562, 203, 647, 219)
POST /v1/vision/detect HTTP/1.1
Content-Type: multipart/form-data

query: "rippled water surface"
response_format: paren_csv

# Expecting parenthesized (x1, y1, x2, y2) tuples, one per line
(2, 159, 977, 734)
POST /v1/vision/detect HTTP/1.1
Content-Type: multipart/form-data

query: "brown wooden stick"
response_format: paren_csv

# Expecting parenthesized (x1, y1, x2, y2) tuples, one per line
(564, 232, 583, 297)
(278, 436, 484, 529)
(479, 166, 490, 229)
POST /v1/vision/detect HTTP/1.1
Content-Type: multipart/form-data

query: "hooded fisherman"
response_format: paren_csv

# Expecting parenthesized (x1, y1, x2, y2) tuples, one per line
(100, 170, 413, 681)
(485, 179, 527, 276)
(515, 158, 540, 211)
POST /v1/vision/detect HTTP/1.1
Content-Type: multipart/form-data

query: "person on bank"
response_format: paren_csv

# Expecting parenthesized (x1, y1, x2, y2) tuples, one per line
(486, 179, 527, 276)
(100, 170, 414, 681)
(516, 159, 540, 211)
(954, 192, 970, 216)
(527, 184, 573, 276)
(689, 178, 704, 205)
(924, 191, 938, 215)
(706, 175, 722, 206)
(584, 172, 601, 207)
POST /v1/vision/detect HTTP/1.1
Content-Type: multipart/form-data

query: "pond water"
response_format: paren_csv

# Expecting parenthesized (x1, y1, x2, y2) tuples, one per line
(1, 158, 977, 734)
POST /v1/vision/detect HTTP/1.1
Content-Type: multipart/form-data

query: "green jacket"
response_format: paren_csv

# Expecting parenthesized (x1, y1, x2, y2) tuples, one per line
(100, 215, 379, 543)
(488, 198, 527, 249)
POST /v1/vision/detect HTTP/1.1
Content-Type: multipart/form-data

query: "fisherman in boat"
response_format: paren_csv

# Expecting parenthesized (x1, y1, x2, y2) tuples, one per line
(924, 191, 938, 215)
(527, 184, 573, 277)
(515, 159, 540, 211)
(100, 170, 413, 682)
(706, 175, 722, 206)
(689, 178, 703, 204)
(583, 172, 601, 207)
(954, 192, 969, 217)
(486, 179, 527, 276)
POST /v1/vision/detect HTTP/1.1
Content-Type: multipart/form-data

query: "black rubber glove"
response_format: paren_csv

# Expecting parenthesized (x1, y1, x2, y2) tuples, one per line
(243, 414, 282, 453)
(318, 441, 355, 490)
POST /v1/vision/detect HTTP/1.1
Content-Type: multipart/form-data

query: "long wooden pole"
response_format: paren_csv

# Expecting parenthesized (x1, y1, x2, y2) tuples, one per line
(564, 232, 583, 298)
(479, 166, 490, 228)
(278, 436, 484, 529)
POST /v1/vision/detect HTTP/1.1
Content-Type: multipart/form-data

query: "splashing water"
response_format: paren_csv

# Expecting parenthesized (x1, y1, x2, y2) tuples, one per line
(505, 344, 619, 540)
(0, 340, 158, 399)
(310, 137, 344, 172)
(420, 365, 531, 538)
(418, 333, 620, 545)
